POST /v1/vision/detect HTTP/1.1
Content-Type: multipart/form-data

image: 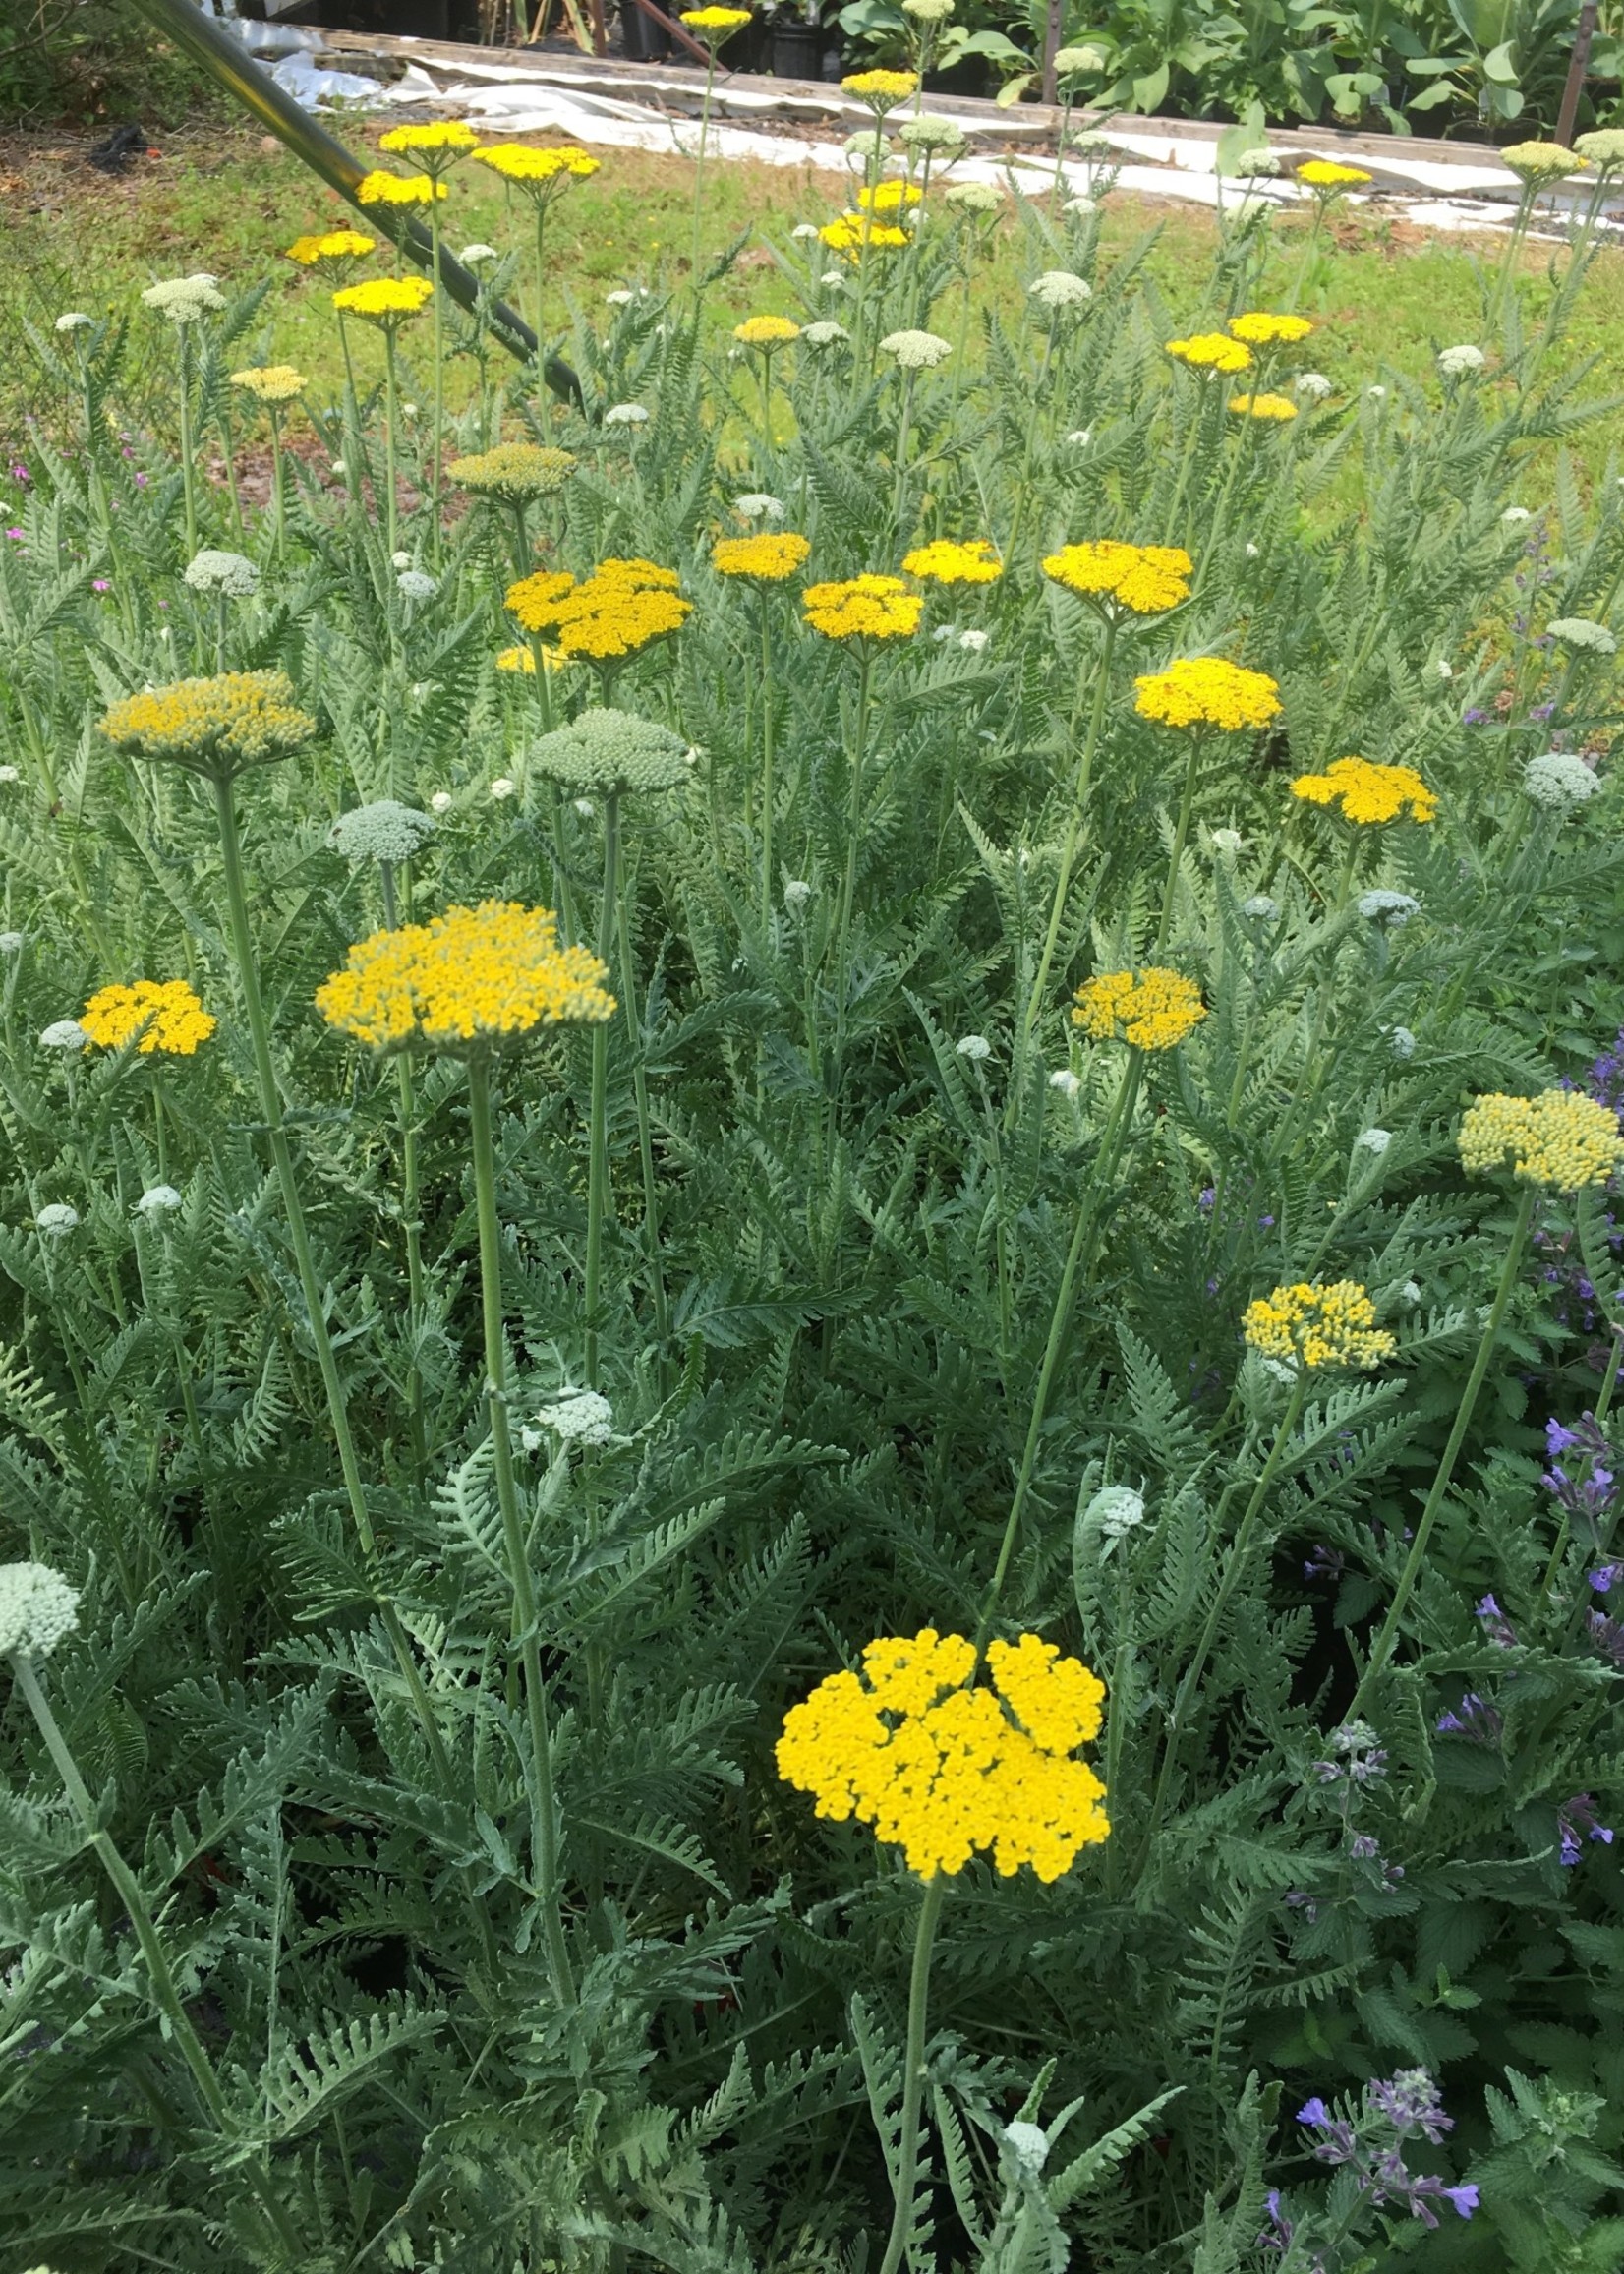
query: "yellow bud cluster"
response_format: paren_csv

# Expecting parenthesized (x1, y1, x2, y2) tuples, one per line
(229, 365, 306, 404)
(1165, 332, 1252, 375)
(1042, 540, 1190, 615)
(903, 539, 1003, 586)
(81, 979, 215, 1057)
(447, 442, 577, 500)
(378, 120, 479, 152)
(1290, 755, 1435, 825)
(1228, 392, 1299, 421)
(1458, 1089, 1624, 1191)
(802, 573, 923, 640)
(841, 68, 920, 105)
(1242, 1280, 1396, 1370)
(1072, 966, 1207, 1050)
(776, 1628, 1109, 1881)
(331, 276, 435, 323)
(733, 315, 801, 348)
(316, 902, 614, 1053)
(355, 171, 447, 205)
(506, 558, 691, 660)
(285, 229, 376, 265)
(1228, 311, 1314, 346)
(856, 180, 923, 212)
(1133, 657, 1282, 731)
(99, 671, 317, 772)
(713, 531, 812, 580)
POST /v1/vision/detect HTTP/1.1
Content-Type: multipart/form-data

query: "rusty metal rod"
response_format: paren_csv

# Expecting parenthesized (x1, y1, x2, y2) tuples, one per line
(126, 0, 581, 403)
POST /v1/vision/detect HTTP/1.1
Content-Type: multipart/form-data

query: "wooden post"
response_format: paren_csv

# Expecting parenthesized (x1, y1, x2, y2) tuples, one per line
(1556, 0, 1599, 147)
(1040, 0, 1061, 105)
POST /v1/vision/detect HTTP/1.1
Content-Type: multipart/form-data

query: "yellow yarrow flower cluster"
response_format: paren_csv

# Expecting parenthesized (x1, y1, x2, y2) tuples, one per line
(1133, 657, 1282, 731)
(1229, 392, 1298, 421)
(1072, 966, 1206, 1050)
(285, 229, 376, 265)
(230, 365, 305, 405)
(81, 979, 215, 1057)
(316, 902, 614, 1053)
(1243, 1281, 1396, 1370)
(506, 558, 692, 660)
(819, 213, 911, 258)
(713, 531, 812, 580)
(473, 143, 601, 187)
(1458, 1089, 1624, 1191)
(733, 315, 801, 348)
(1165, 332, 1252, 375)
(681, 5, 752, 27)
(856, 179, 923, 212)
(776, 1628, 1109, 1881)
(378, 120, 478, 153)
(1298, 158, 1371, 188)
(902, 539, 1003, 587)
(1042, 540, 1190, 615)
(1290, 755, 1435, 825)
(495, 644, 570, 673)
(355, 171, 447, 205)
(331, 276, 435, 323)
(802, 574, 922, 640)
(447, 442, 577, 499)
(99, 671, 317, 775)
(1229, 311, 1314, 346)
(841, 68, 919, 106)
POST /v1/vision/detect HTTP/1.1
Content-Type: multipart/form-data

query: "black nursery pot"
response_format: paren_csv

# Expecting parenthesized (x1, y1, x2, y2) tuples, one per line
(924, 53, 988, 95)
(771, 23, 823, 77)
(620, 2, 671, 61)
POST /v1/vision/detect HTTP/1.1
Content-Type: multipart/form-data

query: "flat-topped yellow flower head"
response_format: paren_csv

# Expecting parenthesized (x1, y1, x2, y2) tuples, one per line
(99, 671, 317, 780)
(733, 314, 801, 348)
(1229, 391, 1298, 421)
(355, 170, 447, 205)
(378, 120, 478, 153)
(903, 539, 1003, 586)
(1042, 540, 1190, 614)
(447, 442, 577, 500)
(230, 365, 305, 405)
(1166, 332, 1252, 375)
(331, 276, 435, 325)
(819, 212, 911, 259)
(1244, 1281, 1395, 1370)
(1073, 966, 1206, 1050)
(776, 1627, 1109, 1881)
(842, 67, 919, 110)
(285, 228, 376, 266)
(1134, 657, 1281, 730)
(506, 558, 691, 660)
(1459, 1089, 1624, 1191)
(681, 4, 752, 34)
(82, 979, 215, 1056)
(856, 179, 923, 212)
(1229, 311, 1314, 346)
(1298, 158, 1371, 188)
(802, 573, 922, 639)
(1291, 756, 1435, 824)
(713, 531, 812, 580)
(473, 143, 602, 193)
(317, 902, 614, 1053)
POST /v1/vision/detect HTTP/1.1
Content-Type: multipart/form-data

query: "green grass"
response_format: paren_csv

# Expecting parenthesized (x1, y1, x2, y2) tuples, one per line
(5, 114, 1622, 480)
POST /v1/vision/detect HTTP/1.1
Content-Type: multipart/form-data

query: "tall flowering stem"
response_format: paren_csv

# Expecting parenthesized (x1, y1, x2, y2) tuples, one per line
(585, 792, 621, 1386)
(1347, 1186, 1536, 1720)
(466, 1052, 577, 2007)
(878, 1870, 947, 2274)
(1019, 614, 1116, 1057)
(12, 1654, 304, 2256)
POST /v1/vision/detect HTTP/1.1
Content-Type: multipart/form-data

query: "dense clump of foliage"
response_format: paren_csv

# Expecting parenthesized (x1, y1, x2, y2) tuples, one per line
(2, 106, 1624, 2274)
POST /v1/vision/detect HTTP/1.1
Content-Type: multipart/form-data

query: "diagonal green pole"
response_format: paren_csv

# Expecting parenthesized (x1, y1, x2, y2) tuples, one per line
(126, 0, 580, 405)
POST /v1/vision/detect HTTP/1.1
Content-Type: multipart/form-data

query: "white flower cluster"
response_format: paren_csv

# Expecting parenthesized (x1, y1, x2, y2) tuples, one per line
(183, 550, 259, 599)
(1437, 343, 1486, 378)
(1295, 372, 1332, 401)
(397, 569, 438, 602)
(1242, 894, 1280, 920)
(604, 402, 649, 427)
(39, 1020, 88, 1052)
(35, 1204, 79, 1237)
(945, 180, 1003, 213)
(1356, 1128, 1392, 1156)
(1002, 2121, 1051, 2173)
(734, 493, 784, 523)
(801, 321, 850, 348)
(529, 1389, 615, 1446)
(897, 114, 965, 153)
(1028, 269, 1092, 311)
(1524, 750, 1600, 812)
(0, 1561, 81, 1660)
(1546, 615, 1617, 656)
(956, 1033, 992, 1061)
(55, 312, 94, 333)
(1085, 1484, 1147, 1539)
(141, 273, 225, 323)
(328, 799, 436, 865)
(880, 328, 953, 370)
(1358, 889, 1419, 927)
(138, 1184, 185, 1215)
(530, 706, 691, 796)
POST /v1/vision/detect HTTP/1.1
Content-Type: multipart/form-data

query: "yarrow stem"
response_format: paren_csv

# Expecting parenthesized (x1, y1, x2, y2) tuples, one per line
(1348, 1184, 1537, 1719)
(877, 1869, 947, 2274)
(1018, 616, 1117, 1072)
(585, 791, 621, 1386)
(465, 1052, 576, 2008)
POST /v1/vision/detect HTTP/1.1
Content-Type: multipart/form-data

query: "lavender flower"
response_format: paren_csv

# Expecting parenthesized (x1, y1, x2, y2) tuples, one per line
(1476, 1594, 1519, 1648)
(1297, 2075, 1478, 2231)
(1311, 1720, 1388, 1785)
(1435, 1691, 1502, 1743)
(1587, 1609, 1624, 1669)
(1556, 1792, 1614, 1866)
